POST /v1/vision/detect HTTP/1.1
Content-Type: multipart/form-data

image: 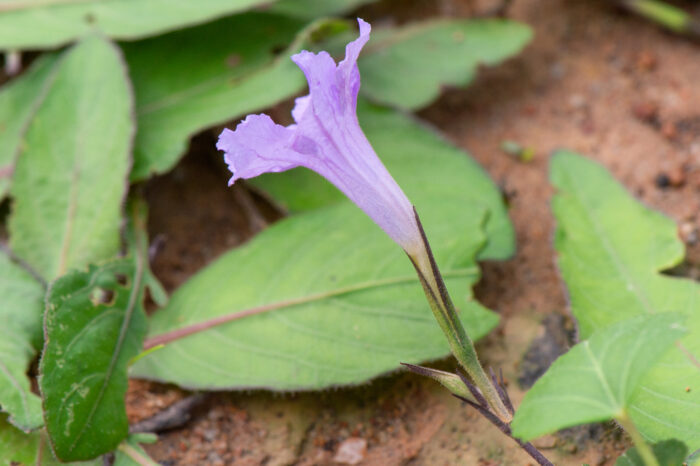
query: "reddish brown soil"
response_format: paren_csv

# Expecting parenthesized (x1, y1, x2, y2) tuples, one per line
(127, 0, 700, 464)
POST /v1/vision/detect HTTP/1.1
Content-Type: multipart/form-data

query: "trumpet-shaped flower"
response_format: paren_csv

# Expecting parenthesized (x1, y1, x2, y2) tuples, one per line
(217, 18, 421, 256)
(217, 18, 514, 424)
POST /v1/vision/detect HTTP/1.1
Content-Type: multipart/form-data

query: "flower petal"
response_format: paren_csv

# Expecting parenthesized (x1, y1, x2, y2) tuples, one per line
(337, 18, 371, 112)
(216, 114, 303, 186)
(291, 95, 311, 124)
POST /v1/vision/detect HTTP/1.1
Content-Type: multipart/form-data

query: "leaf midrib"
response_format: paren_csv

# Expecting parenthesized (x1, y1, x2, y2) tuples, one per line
(145, 267, 478, 348)
(564, 169, 655, 316)
(67, 259, 144, 453)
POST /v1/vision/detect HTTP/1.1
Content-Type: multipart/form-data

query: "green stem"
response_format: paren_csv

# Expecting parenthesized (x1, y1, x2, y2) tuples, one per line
(620, 0, 699, 36)
(617, 412, 659, 466)
(410, 210, 512, 422)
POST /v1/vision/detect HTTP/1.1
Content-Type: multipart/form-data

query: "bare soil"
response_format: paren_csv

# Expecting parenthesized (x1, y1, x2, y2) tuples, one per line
(128, 0, 700, 464)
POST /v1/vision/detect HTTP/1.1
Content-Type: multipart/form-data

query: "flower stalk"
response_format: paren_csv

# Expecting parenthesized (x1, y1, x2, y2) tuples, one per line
(408, 209, 512, 423)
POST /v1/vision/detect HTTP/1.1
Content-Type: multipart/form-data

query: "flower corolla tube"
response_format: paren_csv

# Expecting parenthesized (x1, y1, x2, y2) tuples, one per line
(217, 18, 421, 256)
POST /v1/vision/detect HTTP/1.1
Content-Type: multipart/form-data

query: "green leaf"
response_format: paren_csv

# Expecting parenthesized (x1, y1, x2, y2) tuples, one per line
(0, 0, 270, 51)
(0, 414, 100, 466)
(358, 19, 532, 110)
(132, 200, 498, 390)
(114, 433, 158, 466)
(0, 251, 44, 431)
(253, 101, 514, 260)
(550, 150, 700, 449)
(39, 258, 148, 461)
(124, 12, 311, 180)
(0, 54, 59, 199)
(8, 36, 133, 281)
(511, 313, 686, 441)
(269, 0, 376, 19)
(615, 439, 688, 466)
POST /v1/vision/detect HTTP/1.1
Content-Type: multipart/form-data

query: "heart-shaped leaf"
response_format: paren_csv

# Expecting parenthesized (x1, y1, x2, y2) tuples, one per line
(548, 150, 700, 450)
(40, 258, 148, 461)
(8, 35, 133, 281)
(0, 0, 270, 50)
(0, 251, 44, 431)
(511, 313, 686, 440)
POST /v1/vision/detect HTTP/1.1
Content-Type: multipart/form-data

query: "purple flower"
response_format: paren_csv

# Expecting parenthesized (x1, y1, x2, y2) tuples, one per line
(217, 18, 421, 255)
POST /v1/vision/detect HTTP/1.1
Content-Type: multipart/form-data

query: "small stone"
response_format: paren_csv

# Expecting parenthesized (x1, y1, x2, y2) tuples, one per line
(333, 437, 367, 465)
(680, 222, 698, 245)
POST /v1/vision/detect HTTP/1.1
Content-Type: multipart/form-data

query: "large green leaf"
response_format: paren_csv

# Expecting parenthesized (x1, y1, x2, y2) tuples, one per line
(8, 36, 133, 281)
(253, 102, 514, 260)
(0, 54, 59, 199)
(132, 198, 498, 389)
(0, 414, 99, 465)
(511, 313, 686, 440)
(0, 0, 270, 51)
(125, 12, 310, 180)
(550, 151, 700, 450)
(40, 258, 148, 461)
(0, 251, 44, 431)
(358, 19, 532, 110)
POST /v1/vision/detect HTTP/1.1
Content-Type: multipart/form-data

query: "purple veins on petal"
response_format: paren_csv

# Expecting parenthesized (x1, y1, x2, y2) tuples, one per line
(216, 18, 421, 255)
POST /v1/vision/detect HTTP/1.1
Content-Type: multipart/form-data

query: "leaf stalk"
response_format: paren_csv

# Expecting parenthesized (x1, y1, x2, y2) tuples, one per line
(617, 412, 660, 466)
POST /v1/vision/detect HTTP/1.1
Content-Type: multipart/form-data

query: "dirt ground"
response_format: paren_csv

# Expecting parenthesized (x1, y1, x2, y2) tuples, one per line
(127, 0, 700, 464)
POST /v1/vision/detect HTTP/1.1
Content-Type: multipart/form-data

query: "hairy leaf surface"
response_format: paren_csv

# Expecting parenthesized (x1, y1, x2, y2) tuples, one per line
(0, 54, 59, 199)
(0, 0, 269, 50)
(40, 259, 148, 461)
(8, 36, 133, 280)
(132, 200, 498, 389)
(0, 251, 44, 431)
(125, 12, 310, 180)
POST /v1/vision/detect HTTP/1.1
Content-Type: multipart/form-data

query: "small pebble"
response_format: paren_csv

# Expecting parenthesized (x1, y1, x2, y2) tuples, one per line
(680, 222, 698, 245)
(333, 437, 367, 465)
